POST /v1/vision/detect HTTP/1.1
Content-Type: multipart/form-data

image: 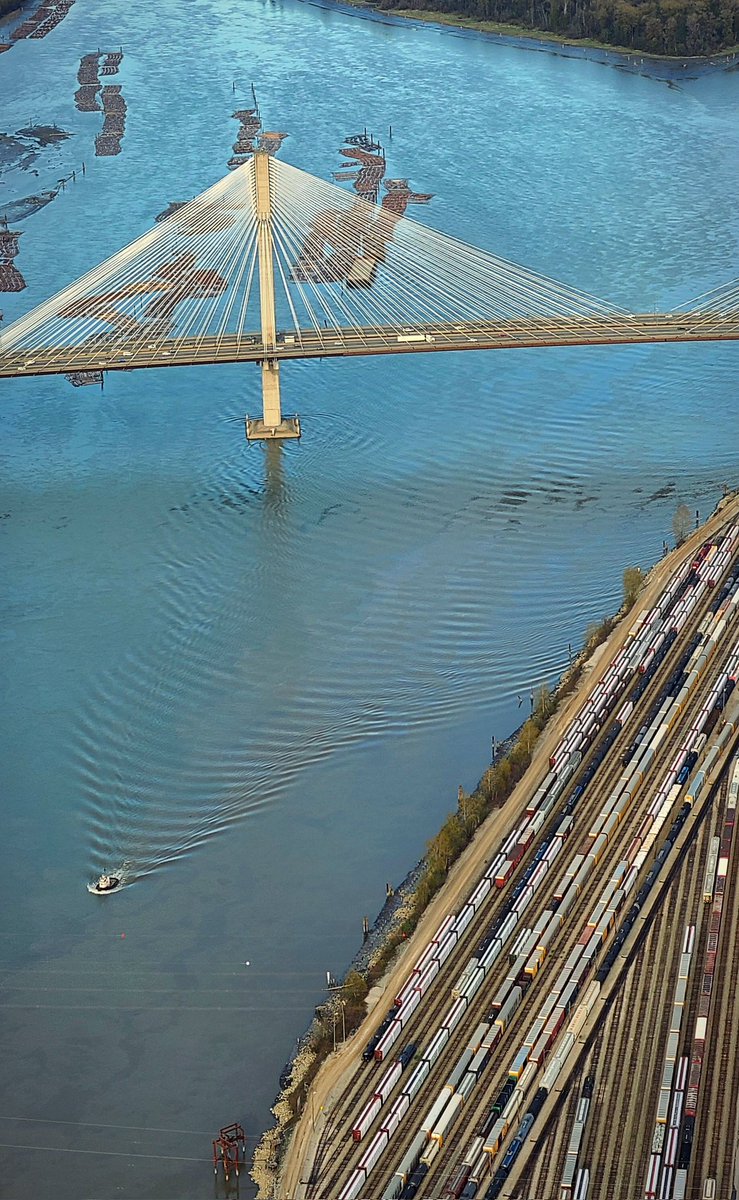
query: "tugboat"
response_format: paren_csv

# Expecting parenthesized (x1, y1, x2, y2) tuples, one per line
(87, 873, 121, 895)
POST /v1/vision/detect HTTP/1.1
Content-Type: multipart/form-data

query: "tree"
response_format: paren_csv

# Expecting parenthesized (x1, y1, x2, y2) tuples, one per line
(341, 970, 369, 1006)
(585, 620, 602, 649)
(623, 565, 645, 609)
(519, 717, 540, 754)
(427, 814, 465, 873)
(672, 503, 692, 546)
(533, 683, 556, 725)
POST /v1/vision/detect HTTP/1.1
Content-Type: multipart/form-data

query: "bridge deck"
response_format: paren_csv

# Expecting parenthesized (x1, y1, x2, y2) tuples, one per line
(1, 315, 737, 379)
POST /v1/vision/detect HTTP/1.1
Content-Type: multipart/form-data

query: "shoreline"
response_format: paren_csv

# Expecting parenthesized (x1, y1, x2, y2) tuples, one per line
(265, 492, 739, 1200)
(298, 0, 739, 79)
(250, 599, 628, 1192)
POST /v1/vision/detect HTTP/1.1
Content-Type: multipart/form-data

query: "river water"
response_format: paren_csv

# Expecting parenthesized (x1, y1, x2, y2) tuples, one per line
(0, 1, 737, 1195)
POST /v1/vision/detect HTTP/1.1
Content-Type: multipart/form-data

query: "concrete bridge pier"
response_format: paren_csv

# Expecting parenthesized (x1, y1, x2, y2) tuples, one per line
(245, 359, 301, 440)
(245, 151, 301, 442)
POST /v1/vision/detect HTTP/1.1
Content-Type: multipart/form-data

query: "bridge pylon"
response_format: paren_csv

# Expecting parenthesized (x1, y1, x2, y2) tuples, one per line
(245, 151, 301, 442)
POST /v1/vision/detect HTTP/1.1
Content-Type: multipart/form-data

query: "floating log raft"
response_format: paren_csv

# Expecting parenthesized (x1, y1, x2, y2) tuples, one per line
(258, 131, 288, 155)
(338, 145, 387, 204)
(228, 108, 287, 168)
(96, 84, 127, 155)
(100, 51, 123, 75)
(11, 0, 76, 41)
(381, 178, 434, 216)
(297, 132, 436, 290)
(0, 226, 26, 292)
(75, 52, 127, 150)
(77, 52, 101, 83)
(75, 84, 101, 112)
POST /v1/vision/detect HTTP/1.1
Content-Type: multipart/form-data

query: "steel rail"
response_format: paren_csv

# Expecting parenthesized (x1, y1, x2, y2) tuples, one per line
(312, 550, 739, 1199)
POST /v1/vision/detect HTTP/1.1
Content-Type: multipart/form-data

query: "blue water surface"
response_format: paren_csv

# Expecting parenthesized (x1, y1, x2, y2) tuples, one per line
(0, 0, 737, 1195)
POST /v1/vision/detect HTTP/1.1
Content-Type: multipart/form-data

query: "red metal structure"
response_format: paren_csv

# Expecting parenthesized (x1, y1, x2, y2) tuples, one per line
(212, 1123, 246, 1182)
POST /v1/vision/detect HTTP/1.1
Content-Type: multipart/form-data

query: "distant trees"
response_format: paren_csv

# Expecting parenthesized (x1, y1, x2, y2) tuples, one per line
(375, 0, 739, 56)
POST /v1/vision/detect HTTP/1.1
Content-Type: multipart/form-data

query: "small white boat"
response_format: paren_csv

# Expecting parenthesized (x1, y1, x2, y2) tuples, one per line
(87, 873, 122, 895)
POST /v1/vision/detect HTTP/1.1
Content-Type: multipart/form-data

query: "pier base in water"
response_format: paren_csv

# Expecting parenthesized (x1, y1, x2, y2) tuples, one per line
(245, 414, 301, 441)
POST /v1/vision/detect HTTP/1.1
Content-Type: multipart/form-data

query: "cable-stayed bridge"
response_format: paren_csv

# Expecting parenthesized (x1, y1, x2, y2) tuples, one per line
(1, 152, 737, 439)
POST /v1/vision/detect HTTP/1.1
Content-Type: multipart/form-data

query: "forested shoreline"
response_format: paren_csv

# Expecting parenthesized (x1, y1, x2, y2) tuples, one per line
(374, 0, 739, 57)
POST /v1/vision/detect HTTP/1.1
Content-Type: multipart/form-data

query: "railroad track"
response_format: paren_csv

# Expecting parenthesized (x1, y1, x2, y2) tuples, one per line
(689, 772, 739, 1199)
(300, 534, 739, 1200)
(460, 700, 734, 1195)
(350, 676, 734, 1200)
(516, 766, 730, 1200)
(606, 835, 704, 1199)
(517, 821, 709, 1199)
(308, 676, 663, 1193)
(414, 638, 738, 1200)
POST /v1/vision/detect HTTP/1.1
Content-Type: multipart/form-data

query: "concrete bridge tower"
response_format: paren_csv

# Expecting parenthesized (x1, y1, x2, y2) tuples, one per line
(245, 151, 301, 441)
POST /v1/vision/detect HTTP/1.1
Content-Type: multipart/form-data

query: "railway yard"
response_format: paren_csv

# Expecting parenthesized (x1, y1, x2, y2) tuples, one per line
(278, 494, 739, 1200)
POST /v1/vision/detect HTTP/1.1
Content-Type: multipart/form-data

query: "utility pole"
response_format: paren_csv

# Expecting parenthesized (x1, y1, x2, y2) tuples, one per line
(245, 152, 301, 441)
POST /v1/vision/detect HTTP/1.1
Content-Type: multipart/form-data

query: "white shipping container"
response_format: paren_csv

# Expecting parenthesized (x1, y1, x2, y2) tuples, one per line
(398, 987, 420, 1021)
(460, 966, 485, 1002)
(403, 1057, 430, 1099)
(457, 1070, 477, 1103)
(479, 939, 503, 972)
(358, 1128, 389, 1173)
(470, 877, 492, 911)
(431, 1092, 464, 1145)
(673, 1168, 688, 1199)
(669, 1089, 683, 1129)
(542, 1053, 565, 1091)
(443, 996, 467, 1035)
(421, 1091, 452, 1138)
(453, 903, 475, 937)
(374, 1019, 403, 1061)
(435, 930, 457, 966)
(337, 1168, 365, 1200)
(388, 1090, 411, 1125)
(353, 1094, 382, 1141)
(422, 1028, 449, 1068)
(497, 910, 517, 944)
(376, 1060, 402, 1103)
